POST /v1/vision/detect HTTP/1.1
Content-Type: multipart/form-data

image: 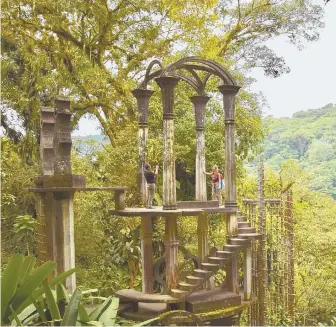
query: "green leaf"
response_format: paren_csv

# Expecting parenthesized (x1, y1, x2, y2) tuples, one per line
(81, 321, 104, 326)
(31, 297, 47, 323)
(19, 256, 36, 286)
(89, 296, 112, 321)
(56, 283, 70, 303)
(97, 297, 119, 326)
(61, 288, 82, 326)
(1, 253, 24, 322)
(43, 280, 61, 321)
(78, 303, 90, 323)
(10, 305, 23, 326)
(10, 261, 56, 314)
(15, 268, 76, 316)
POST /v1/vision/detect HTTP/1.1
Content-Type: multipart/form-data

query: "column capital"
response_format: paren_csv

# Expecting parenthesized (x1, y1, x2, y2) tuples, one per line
(190, 95, 211, 105)
(155, 76, 180, 120)
(131, 88, 155, 99)
(218, 84, 241, 96)
(154, 76, 180, 89)
(132, 88, 154, 125)
(190, 95, 210, 130)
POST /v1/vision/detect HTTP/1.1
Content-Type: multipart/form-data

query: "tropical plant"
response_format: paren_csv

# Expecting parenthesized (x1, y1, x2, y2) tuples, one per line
(1, 254, 120, 326)
(13, 215, 37, 256)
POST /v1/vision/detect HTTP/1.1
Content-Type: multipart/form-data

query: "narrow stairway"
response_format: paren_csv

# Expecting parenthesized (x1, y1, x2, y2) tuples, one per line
(170, 211, 261, 299)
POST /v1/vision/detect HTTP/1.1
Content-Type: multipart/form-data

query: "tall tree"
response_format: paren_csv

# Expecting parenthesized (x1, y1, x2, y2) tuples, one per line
(2, 0, 324, 145)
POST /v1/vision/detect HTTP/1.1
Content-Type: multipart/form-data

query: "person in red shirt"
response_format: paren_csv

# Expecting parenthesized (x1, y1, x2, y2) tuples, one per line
(204, 165, 223, 204)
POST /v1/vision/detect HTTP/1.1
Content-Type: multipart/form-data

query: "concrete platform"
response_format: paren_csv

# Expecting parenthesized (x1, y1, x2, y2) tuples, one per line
(110, 205, 237, 217)
(185, 288, 241, 313)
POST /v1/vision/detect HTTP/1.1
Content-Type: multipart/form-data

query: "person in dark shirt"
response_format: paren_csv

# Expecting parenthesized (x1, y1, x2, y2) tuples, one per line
(144, 163, 158, 209)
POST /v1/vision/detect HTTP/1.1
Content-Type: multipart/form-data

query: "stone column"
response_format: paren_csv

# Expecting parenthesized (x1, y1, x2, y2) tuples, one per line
(132, 89, 155, 293)
(39, 108, 57, 266)
(54, 96, 76, 292)
(164, 216, 179, 290)
(132, 89, 155, 203)
(132, 88, 155, 293)
(218, 85, 240, 295)
(190, 95, 210, 202)
(217, 84, 240, 208)
(244, 244, 252, 300)
(155, 77, 180, 210)
(218, 84, 240, 238)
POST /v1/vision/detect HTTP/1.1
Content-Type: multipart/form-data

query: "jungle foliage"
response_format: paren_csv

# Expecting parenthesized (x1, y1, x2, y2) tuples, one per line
(247, 104, 336, 198)
(1, 0, 334, 326)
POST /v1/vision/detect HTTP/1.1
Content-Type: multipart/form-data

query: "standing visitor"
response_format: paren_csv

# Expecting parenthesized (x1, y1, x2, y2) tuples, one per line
(144, 163, 159, 209)
(204, 165, 223, 204)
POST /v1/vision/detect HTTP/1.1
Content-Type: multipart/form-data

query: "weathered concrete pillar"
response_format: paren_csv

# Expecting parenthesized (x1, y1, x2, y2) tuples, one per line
(226, 252, 239, 294)
(38, 108, 57, 267)
(190, 95, 210, 202)
(155, 77, 180, 210)
(54, 96, 76, 293)
(218, 85, 240, 295)
(244, 244, 252, 300)
(164, 215, 179, 290)
(54, 192, 76, 291)
(217, 84, 240, 208)
(132, 88, 155, 294)
(132, 89, 155, 203)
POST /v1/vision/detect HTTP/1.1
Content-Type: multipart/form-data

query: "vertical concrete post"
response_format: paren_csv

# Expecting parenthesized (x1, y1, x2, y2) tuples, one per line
(155, 77, 180, 210)
(164, 215, 179, 290)
(244, 244, 252, 301)
(217, 84, 240, 209)
(132, 88, 155, 294)
(190, 95, 210, 202)
(132, 89, 155, 203)
(54, 96, 76, 293)
(218, 84, 241, 295)
(191, 95, 211, 287)
(39, 108, 57, 266)
(258, 155, 267, 325)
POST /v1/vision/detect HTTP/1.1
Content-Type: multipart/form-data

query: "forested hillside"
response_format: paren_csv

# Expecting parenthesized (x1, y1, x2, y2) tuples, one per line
(247, 103, 336, 198)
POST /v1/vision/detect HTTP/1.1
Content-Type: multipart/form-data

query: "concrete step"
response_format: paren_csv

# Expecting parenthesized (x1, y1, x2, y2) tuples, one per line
(194, 269, 213, 278)
(201, 262, 220, 272)
(171, 288, 188, 299)
(238, 227, 256, 234)
(216, 250, 233, 258)
(178, 281, 197, 291)
(208, 256, 227, 265)
(186, 275, 204, 284)
(237, 233, 262, 239)
(238, 221, 250, 228)
(223, 244, 242, 253)
(229, 238, 250, 246)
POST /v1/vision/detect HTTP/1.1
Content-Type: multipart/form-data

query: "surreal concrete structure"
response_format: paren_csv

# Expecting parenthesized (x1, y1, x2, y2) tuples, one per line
(30, 57, 294, 326)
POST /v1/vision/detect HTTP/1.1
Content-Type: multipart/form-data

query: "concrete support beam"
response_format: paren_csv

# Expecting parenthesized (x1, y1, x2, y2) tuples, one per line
(132, 88, 155, 294)
(164, 215, 179, 290)
(155, 77, 180, 210)
(54, 193, 76, 292)
(190, 95, 210, 202)
(141, 217, 154, 293)
(132, 88, 154, 204)
(217, 85, 240, 208)
(244, 244, 252, 301)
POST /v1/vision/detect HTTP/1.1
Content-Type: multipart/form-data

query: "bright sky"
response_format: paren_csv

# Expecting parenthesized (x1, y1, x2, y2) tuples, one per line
(73, 1, 336, 136)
